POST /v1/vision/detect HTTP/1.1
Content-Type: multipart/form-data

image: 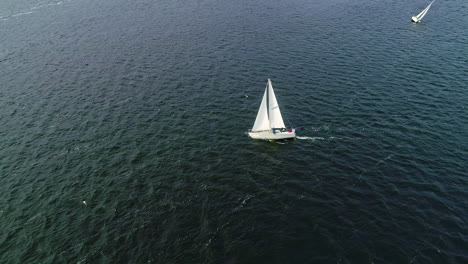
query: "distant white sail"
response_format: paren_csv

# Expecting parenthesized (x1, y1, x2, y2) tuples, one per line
(412, 0, 435, 23)
(267, 79, 286, 129)
(252, 87, 270, 131)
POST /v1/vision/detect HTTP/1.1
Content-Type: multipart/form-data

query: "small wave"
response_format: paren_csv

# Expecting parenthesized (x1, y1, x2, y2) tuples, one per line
(115, 98, 132, 105)
(31, 1, 68, 10)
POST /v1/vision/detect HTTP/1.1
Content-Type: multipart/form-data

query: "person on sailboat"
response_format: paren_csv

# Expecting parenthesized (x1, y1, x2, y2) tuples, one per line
(272, 128, 286, 133)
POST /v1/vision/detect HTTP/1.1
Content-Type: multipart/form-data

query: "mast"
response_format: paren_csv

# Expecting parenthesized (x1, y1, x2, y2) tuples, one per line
(267, 79, 286, 129)
(266, 83, 269, 121)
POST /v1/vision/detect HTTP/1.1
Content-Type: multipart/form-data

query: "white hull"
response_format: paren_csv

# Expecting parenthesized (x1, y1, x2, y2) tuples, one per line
(248, 129, 296, 140)
(411, 16, 420, 23)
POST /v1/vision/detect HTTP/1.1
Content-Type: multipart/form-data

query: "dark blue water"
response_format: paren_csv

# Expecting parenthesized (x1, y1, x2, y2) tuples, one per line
(1, 0, 467, 263)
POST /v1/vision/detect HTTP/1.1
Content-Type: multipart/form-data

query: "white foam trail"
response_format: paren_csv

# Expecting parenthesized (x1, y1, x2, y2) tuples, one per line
(1, 0, 75, 22)
(11, 11, 34, 18)
(297, 136, 325, 140)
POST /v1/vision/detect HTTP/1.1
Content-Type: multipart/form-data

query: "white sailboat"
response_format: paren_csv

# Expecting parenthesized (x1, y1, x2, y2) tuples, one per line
(248, 79, 296, 140)
(412, 0, 435, 23)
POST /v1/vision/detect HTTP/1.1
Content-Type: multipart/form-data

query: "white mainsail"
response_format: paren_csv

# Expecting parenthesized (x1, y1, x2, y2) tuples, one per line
(413, 0, 435, 22)
(252, 87, 270, 131)
(267, 79, 286, 129)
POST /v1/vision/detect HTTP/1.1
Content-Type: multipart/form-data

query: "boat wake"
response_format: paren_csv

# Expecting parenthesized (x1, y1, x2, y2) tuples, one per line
(296, 136, 362, 141)
(1, 0, 77, 22)
(296, 136, 325, 140)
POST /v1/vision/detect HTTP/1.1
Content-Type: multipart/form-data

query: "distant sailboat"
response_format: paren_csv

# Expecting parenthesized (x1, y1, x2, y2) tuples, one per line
(412, 0, 435, 23)
(248, 79, 296, 140)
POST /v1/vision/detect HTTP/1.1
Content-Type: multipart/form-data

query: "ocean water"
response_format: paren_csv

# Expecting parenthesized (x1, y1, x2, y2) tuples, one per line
(1, 0, 467, 263)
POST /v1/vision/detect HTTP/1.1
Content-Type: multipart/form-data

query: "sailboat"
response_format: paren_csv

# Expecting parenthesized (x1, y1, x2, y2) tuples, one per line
(412, 0, 435, 23)
(248, 79, 296, 140)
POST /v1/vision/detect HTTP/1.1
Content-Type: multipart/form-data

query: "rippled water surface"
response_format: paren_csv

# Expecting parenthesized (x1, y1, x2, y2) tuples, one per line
(1, 0, 467, 263)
